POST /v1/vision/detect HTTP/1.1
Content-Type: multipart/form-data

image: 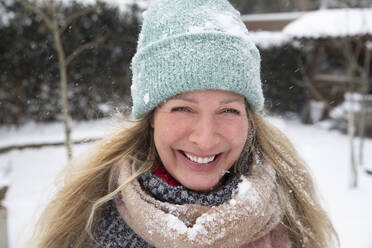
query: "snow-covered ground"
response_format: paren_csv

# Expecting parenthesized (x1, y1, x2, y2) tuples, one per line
(1, 117, 372, 247)
(0, 118, 113, 148)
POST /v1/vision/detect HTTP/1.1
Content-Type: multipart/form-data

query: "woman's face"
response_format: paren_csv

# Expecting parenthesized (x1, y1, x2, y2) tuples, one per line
(152, 89, 249, 191)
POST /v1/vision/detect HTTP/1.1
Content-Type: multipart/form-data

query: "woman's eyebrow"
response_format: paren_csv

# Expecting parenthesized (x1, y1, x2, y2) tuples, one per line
(220, 98, 245, 104)
(172, 95, 197, 103)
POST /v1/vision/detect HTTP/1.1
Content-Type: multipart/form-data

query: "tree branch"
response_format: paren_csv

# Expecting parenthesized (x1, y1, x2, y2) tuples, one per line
(292, 79, 307, 88)
(66, 33, 108, 65)
(17, 0, 54, 30)
(55, 0, 63, 15)
(45, 0, 55, 18)
(60, 3, 102, 35)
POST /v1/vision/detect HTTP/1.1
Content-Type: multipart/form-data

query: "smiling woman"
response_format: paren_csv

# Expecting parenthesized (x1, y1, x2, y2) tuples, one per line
(153, 90, 249, 191)
(32, 0, 339, 248)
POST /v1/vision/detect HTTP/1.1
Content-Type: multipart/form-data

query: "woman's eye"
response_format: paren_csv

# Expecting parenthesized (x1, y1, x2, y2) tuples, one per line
(171, 107, 191, 112)
(221, 108, 240, 115)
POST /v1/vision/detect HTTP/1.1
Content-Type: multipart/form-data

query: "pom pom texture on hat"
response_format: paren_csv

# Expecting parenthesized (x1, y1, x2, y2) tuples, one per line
(131, 0, 264, 118)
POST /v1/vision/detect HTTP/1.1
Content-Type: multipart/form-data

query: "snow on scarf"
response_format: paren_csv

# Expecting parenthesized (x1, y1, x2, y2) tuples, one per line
(94, 158, 291, 247)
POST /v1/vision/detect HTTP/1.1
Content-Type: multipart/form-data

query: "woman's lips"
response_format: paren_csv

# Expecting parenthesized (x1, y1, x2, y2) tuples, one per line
(177, 150, 221, 171)
(183, 151, 216, 164)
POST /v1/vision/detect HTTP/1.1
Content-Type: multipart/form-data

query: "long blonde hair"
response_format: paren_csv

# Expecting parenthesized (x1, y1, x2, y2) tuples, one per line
(32, 108, 339, 248)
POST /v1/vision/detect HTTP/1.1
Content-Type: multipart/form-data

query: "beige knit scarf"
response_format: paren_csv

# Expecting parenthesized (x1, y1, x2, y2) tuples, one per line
(116, 160, 282, 248)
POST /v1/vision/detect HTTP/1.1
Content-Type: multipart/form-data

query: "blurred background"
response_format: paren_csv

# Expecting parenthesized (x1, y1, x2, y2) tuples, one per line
(0, 0, 371, 247)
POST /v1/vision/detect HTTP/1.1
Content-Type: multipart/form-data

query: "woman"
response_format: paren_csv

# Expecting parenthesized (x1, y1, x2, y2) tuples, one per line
(33, 0, 339, 247)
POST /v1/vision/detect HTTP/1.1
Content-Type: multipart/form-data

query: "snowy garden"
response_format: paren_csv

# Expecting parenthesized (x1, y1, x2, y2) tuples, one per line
(1, 0, 372, 247)
(1, 117, 372, 247)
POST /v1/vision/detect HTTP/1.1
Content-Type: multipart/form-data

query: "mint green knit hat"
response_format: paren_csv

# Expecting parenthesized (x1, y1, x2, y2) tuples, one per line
(130, 0, 264, 119)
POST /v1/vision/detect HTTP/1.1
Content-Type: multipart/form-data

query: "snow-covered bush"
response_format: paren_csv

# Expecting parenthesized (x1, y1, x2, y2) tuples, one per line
(259, 43, 307, 114)
(330, 93, 372, 136)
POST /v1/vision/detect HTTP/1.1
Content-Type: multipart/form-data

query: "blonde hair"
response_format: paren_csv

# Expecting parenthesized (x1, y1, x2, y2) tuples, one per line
(32, 108, 339, 248)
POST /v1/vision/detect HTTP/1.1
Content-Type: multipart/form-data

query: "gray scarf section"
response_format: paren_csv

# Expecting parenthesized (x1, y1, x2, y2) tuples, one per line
(138, 170, 239, 206)
(93, 170, 240, 248)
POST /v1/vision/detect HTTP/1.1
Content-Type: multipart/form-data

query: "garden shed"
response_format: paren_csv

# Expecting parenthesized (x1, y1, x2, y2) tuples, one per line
(242, 11, 305, 31)
(283, 8, 372, 131)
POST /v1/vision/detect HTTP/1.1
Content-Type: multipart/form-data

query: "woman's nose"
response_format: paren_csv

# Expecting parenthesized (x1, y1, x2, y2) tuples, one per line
(188, 114, 220, 151)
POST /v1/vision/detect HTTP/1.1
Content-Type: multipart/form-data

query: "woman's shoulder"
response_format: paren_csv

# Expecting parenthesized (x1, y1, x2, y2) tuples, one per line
(94, 201, 154, 248)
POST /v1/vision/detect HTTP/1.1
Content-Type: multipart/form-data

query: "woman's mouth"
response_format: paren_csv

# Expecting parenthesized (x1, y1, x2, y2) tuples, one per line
(177, 150, 222, 172)
(181, 151, 218, 164)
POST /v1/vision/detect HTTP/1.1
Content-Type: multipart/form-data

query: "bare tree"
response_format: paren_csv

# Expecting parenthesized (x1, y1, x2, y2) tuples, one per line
(0, 186, 8, 248)
(296, 0, 309, 11)
(358, 42, 371, 167)
(18, 0, 107, 159)
(341, 36, 372, 188)
(344, 39, 360, 188)
(320, 0, 329, 8)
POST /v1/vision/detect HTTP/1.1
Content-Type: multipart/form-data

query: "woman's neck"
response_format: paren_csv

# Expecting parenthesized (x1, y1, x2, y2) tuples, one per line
(152, 164, 180, 186)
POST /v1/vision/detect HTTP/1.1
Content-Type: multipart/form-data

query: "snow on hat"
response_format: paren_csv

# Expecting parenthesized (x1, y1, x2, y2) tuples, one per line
(130, 0, 264, 119)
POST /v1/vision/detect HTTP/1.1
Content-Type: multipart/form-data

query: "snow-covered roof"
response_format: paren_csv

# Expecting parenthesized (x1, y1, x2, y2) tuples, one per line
(242, 11, 306, 22)
(283, 8, 372, 38)
(248, 31, 291, 49)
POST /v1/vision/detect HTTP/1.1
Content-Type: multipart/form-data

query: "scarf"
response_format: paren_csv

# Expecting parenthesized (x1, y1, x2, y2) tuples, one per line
(138, 167, 239, 207)
(94, 157, 283, 248)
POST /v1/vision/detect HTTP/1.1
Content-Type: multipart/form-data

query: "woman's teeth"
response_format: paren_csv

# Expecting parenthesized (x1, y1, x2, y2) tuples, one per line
(184, 152, 216, 164)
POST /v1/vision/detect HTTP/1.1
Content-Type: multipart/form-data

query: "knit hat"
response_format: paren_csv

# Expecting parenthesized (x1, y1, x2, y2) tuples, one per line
(130, 0, 264, 119)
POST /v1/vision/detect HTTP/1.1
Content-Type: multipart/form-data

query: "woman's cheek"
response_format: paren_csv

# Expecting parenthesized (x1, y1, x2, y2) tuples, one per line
(157, 117, 192, 143)
(217, 119, 248, 143)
